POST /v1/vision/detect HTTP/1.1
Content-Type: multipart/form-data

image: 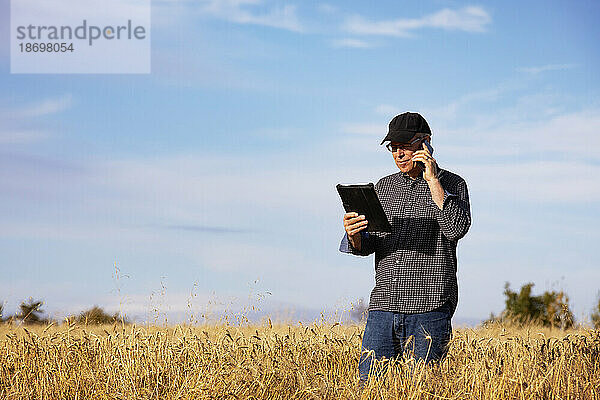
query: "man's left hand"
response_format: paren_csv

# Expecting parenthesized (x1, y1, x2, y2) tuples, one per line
(412, 143, 439, 182)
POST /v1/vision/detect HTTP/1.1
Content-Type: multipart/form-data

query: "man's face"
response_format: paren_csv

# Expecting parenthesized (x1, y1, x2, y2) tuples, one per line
(389, 135, 428, 174)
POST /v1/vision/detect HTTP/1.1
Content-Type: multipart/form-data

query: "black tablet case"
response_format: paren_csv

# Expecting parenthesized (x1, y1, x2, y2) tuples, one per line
(336, 183, 392, 232)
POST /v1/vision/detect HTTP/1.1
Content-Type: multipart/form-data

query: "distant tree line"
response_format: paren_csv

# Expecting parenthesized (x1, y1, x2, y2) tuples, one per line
(350, 283, 600, 329)
(3, 285, 600, 328)
(486, 282, 576, 329)
(0, 297, 128, 325)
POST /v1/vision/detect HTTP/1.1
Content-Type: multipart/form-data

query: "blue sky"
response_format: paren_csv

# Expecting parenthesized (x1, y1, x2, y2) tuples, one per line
(1, 0, 599, 325)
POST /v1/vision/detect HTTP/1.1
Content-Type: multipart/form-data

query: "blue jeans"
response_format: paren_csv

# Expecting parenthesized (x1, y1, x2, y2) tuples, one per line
(358, 302, 453, 383)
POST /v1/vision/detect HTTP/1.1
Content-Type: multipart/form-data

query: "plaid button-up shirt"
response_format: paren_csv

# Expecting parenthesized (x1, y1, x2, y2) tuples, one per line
(339, 167, 471, 315)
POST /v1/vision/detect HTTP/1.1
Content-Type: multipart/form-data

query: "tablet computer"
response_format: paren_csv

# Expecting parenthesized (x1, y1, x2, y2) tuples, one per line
(336, 183, 392, 233)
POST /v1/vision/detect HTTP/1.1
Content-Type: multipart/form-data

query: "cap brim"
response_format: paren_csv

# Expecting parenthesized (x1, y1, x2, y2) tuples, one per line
(380, 130, 419, 145)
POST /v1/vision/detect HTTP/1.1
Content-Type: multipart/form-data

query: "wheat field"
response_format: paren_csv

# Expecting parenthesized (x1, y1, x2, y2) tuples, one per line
(1, 320, 599, 399)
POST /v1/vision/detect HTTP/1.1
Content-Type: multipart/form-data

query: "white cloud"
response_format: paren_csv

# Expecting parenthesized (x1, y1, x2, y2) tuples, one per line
(0, 130, 49, 144)
(330, 38, 374, 48)
(374, 104, 400, 116)
(439, 109, 600, 159)
(340, 122, 386, 136)
(13, 94, 73, 118)
(316, 3, 337, 14)
(377, 78, 532, 125)
(13, 0, 149, 22)
(343, 6, 491, 37)
(192, 245, 369, 312)
(334, 99, 600, 204)
(151, 45, 268, 90)
(460, 160, 600, 203)
(8, 94, 73, 118)
(0, 94, 73, 145)
(517, 64, 577, 74)
(424, 86, 508, 121)
(196, 0, 303, 32)
(526, 109, 600, 155)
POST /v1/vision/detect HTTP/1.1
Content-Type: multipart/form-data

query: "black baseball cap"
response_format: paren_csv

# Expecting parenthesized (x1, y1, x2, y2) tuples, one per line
(380, 112, 431, 145)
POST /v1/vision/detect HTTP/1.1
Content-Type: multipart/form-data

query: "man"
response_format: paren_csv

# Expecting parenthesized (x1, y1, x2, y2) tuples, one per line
(339, 112, 471, 384)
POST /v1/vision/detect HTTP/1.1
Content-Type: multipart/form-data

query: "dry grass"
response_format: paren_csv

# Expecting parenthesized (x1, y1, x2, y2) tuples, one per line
(1, 321, 599, 399)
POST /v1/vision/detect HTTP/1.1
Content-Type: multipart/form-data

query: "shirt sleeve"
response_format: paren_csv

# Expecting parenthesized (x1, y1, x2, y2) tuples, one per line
(339, 231, 377, 256)
(428, 179, 471, 241)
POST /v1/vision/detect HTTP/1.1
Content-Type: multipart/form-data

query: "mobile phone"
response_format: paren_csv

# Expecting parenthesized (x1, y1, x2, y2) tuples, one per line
(423, 140, 434, 155)
(417, 140, 434, 170)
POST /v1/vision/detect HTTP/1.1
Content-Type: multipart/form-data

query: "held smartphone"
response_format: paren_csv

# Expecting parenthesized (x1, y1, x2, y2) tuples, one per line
(424, 139, 434, 155)
(416, 140, 434, 170)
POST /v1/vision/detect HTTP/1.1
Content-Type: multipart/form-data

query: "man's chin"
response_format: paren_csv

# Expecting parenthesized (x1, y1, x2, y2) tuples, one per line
(397, 162, 413, 172)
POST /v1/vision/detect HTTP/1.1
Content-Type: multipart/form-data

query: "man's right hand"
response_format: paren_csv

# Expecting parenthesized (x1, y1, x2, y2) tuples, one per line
(343, 212, 368, 249)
